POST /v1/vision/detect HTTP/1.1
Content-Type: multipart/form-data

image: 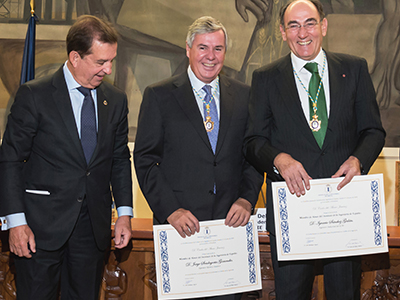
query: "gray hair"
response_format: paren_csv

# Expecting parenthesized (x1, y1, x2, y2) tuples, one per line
(186, 16, 228, 50)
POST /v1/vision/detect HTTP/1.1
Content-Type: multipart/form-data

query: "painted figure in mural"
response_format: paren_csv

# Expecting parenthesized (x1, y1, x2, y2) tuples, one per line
(236, 0, 291, 84)
(244, 0, 385, 299)
(134, 15, 263, 300)
(370, 0, 400, 146)
(0, 15, 133, 300)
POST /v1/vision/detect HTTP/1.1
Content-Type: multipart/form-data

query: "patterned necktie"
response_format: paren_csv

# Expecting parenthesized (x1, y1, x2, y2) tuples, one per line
(202, 85, 219, 153)
(304, 62, 328, 148)
(77, 86, 97, 163)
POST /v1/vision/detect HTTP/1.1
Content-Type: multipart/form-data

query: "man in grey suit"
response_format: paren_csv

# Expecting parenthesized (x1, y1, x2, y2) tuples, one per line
(134, 16, 263, 300)
(0, 15, 133, 300)
(244, 0, 385, 299)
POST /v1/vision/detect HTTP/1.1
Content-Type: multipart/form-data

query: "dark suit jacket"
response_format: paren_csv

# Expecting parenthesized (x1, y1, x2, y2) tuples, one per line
(0, 66, 133, 251)
(134, 72, 263, 224)
(244, 51, 386, 234)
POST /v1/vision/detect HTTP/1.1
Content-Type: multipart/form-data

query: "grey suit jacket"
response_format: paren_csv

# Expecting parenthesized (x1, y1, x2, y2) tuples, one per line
(134, 72, 263, 224)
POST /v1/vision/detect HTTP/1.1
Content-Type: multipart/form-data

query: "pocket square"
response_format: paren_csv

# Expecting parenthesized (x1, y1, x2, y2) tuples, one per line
(25, 189, 50, 195)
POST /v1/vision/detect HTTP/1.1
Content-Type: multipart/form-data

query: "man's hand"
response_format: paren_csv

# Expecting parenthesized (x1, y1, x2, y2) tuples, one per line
(332, 156, 361, 190)
(114, 215, 132, 249)
(225, 198, 252, 227)
(9, 225, 36, 258)
(235, 0, 269, 22)
(167, 209, 199, 238)
(274, 153, 312, 197)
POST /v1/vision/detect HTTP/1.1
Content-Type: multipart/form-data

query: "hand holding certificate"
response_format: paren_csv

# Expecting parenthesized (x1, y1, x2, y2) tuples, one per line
(272, 174, 388, 261)
(153, 216, 262, 299)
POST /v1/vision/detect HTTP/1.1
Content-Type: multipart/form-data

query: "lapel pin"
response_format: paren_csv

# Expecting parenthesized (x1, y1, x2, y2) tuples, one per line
(103, 100, 108, 106)
(342, 74, 346, 78)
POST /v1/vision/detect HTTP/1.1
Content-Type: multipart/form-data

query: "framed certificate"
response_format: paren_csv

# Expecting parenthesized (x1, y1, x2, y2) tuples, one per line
(272, 174, 388, 261)
(153, 216, 262, 299)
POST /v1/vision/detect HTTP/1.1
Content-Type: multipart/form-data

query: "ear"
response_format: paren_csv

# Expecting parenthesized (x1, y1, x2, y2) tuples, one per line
(321, 18, 328, 37)
(186, 43, 191, 58)
(69, 50, 80, 68)
(280, 24, 287, 41)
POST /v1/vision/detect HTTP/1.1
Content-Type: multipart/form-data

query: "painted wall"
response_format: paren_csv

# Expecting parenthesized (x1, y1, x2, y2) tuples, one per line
(0, 0, 399, 224)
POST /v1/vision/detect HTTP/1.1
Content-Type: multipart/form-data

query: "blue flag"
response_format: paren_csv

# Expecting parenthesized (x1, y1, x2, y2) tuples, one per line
(20, 14, 37, 85)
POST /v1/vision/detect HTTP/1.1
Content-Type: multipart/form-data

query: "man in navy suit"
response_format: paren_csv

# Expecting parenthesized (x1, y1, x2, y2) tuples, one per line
(134, 16, 263, 300)
(0, 15, 133, 300)
(244, 0, 385, 299)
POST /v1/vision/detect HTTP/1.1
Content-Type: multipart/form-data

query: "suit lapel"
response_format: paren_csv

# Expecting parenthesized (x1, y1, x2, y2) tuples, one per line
(324, 52, 345, 146)
(215, 75, 233, 156)
(172, 73, 213, 152)
(276, 56, 318, 147)
(52, 67, 86, 164)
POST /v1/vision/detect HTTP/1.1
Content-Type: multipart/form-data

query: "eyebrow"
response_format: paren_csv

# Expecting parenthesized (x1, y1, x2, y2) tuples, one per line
(287, 17, 318, 25)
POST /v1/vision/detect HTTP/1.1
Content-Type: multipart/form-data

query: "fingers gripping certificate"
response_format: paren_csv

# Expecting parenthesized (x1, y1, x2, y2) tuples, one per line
(272, 174, 388, 261)
(153, 216, 262, 299)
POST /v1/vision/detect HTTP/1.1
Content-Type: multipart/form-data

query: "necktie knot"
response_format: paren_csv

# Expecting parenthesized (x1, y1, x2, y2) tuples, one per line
(304, 62, 319, 74)
(202, 85, 212, 96)
(77, 86, 92, 97)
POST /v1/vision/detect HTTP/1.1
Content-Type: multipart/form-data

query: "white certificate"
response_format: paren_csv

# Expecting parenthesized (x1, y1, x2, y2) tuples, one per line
(272, 174, 388, 261)
(153, 216, 262, 299)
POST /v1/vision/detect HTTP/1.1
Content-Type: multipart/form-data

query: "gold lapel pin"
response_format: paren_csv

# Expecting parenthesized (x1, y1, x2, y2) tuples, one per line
(103, 100, 108, 106)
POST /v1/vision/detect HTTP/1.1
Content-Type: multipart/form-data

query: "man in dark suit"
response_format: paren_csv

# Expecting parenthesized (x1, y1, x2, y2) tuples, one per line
(134, 16, 263, 300)
(0, 15, 133, 300)
(244, 0, 385, 299)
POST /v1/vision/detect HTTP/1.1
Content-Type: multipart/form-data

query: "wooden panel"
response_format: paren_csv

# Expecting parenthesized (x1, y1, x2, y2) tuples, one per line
(2, 220, 400, 299)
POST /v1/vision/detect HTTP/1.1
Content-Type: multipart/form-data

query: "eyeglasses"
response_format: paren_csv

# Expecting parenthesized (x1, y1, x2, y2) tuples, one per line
(285, 20, 320, 33)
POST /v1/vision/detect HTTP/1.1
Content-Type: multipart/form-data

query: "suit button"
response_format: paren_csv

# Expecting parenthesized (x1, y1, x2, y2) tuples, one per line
(209, 190, 214, 195)
(213, 162, 217, 166)
(77, 197, 83, 203)
(86, 171, 91, 176)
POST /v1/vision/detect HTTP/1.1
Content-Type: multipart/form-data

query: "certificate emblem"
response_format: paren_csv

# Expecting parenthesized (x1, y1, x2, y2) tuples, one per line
(326, 184, 332, 193)
(205, 227, 211, 235)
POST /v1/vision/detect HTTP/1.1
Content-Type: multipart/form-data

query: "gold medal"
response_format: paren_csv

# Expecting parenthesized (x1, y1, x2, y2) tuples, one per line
(309, 114, 321, 132)
(204, 116, 214, 132)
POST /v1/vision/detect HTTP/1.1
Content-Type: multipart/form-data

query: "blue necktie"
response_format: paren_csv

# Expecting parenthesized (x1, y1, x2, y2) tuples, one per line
(77, 86, 97, 164)
(202, 85, 219, 153)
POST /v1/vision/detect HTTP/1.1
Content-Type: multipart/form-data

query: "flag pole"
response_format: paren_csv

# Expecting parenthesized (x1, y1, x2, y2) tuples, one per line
(20, 0, 37, 85)
(30, 0, 35, 15)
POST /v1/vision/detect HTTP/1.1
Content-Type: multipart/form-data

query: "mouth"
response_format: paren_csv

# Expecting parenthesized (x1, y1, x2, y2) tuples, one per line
(298, 40, 312, 46)
(203, 63, 216, 67)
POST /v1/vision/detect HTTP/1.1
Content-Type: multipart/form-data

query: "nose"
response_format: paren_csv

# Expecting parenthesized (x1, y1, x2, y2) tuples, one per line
(298, 25, 308, 37)
(104, 61, 113, 75)
(206, 49, 216, 60)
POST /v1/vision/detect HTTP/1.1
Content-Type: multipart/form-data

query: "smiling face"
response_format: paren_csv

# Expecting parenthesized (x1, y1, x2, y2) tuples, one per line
(68, 39, 117, 89)
(186, 30, 226, 83)
(280, 0, 327, 61)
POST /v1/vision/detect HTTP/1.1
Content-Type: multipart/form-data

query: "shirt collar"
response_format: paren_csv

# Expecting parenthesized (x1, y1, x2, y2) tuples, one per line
(291, 48, 325, 73)
(187, 65, 219, 93)
(63, 61, 82, 91)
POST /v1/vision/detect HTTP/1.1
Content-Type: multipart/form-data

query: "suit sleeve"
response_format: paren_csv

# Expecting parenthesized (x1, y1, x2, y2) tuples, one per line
(0, 84, 38, 216)
(133, 86, 181, 223)
(110, 94, 133, 210)
(351, 58, 385, 173)
(244, 69, 283, 181)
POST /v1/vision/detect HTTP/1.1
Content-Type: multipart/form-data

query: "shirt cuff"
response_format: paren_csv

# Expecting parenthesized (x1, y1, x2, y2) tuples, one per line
(1, 213, 27, 230)
(117, 206, 133, 218)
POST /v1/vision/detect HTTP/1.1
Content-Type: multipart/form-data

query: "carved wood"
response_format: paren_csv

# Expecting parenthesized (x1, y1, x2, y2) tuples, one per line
(1, 221, 400, 299)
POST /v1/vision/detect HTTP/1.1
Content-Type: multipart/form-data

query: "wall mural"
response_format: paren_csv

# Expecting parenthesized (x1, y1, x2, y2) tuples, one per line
(0, 0, 398, 146)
